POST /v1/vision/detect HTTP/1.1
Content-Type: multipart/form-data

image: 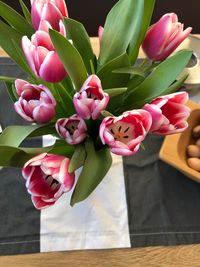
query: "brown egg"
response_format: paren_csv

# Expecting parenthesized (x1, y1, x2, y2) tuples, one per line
(187, 158, 200, 171)
(196, 138, 200, 147)
(187, 145, 200, 158)
(192, 125, 200, 138)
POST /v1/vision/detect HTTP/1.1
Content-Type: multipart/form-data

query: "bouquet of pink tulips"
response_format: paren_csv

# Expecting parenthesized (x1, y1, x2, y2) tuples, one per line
(0, 0, 192, 208)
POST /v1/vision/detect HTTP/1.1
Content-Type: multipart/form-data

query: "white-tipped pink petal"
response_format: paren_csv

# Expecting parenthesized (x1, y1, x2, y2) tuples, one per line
(39, 51, 67, 82)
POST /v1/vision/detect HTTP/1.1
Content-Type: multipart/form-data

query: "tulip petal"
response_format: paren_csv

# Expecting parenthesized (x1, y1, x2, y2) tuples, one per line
(39, 51, 67, 82)
(33, 104, 55, 123)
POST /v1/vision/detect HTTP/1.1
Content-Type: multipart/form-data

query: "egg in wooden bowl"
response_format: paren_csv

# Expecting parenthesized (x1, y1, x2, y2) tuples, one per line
(159, 100, 200, 183)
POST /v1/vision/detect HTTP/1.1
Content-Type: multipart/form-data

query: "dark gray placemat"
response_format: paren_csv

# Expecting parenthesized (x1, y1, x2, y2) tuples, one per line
(123, 134, 200, 247)
(0, 58, 41, 255)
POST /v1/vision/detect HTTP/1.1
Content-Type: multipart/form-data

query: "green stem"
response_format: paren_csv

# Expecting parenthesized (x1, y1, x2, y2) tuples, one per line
(139, 58, 149, 69)
(90, 59, 96, 74)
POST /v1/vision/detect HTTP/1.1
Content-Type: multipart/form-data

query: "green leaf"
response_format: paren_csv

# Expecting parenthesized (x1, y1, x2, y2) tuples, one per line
(68, 144, 86, 173)
(0, 145, 46, 167)
(0, 1, 34, 36)
(64, 18, 97, 74)
(161, 74, 189, 95)
(125, 50, 193, 110)
(70, 139, 112, 206)
(97, 53, 130, 88)
(0, 140, 74, 168)
(0, 21, 36, 79)
(101, 110, 114, 117)
(18, 0, 32, 24)
(0, 124, 56, 147)
(4, 82, 18, 102)
(127, 75, 145, 93)
(0, 76, 16, 82)
(112, 66, 145, 77)
(104, 87, 127, 97)
(128, 0, 155, 64)
(51, 83, 75, 116)
(98, 0, 144, 66)
(49, 29, 88, 91)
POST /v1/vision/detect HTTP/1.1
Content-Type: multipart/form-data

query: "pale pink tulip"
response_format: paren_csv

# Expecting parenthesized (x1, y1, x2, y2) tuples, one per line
(22, 153, 75, 209)
(142, 13, 192, 61)
(98, 26, 104, 42)
(22, 28, 67, 82)
(56, 114, 87, 145)
(73, 75, 109, 120)
(14, 79, 56, 123)
(143, 92, 190, 135)
(99, 110, 152, 156)
(31, 0, 68, 31)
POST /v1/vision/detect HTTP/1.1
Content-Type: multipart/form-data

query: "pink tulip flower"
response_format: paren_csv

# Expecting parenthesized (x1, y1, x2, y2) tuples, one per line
(143, 92, 190, 135)
(22, 153, 75, 209)
(99, 110, 152, 156)
(73, 75, 109, 120)
(14, 79, 56, 123)
(22, 27, 67, 82)
(56, 114, 87, 145)
(31, 0, 68, 31)
(142, 13, 192, 61)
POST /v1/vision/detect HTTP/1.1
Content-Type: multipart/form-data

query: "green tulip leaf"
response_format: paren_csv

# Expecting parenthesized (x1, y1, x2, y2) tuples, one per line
(64, 18, 97, 74)
(70, 139, 112, 206)
(49, 29, 88, 91)
(161, 74, 189, 95)
(0, 124, 56, 147)
(68, 144, 86, 173)
(0, 1, 34, 36)
(4, 82, 18, 102)
(125, 50, 192, 110)
(18, 0, 32, 24)
(104, 87, 127, 97)
(112, 66, 145, 77)
(128, 0, 155, 64)
(97, 53, 130, 88)
(98, 0, 144, 66)
(0, 140, 74, 168)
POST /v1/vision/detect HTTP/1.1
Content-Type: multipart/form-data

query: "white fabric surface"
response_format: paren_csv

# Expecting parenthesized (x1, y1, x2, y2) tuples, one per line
(40, 136, 131, 252)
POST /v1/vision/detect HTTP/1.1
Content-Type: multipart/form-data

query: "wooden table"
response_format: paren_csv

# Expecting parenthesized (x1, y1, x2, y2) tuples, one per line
(1, 37, 200, 267)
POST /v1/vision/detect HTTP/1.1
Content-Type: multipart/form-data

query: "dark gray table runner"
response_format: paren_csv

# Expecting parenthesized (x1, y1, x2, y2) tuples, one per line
(1, 57, 200, 255)
(123, 135, 200, 247)
(0, 58, 41, 255)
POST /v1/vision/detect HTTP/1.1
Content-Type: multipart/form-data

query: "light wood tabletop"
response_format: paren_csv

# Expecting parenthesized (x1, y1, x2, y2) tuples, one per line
(1, 37, 200, 267)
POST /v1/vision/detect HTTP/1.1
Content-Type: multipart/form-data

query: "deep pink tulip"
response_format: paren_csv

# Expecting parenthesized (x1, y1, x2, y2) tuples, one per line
(56, 114, 87, 145)
(99, 110, 152, 156)
(31, 0, 68, 31)
(22, 28, 67, 82)
(73, 75, 109, 120)
(143, 92, 190, 135)
(14, 79, 56, 123)
(22, 153, 75, 209)
(142, 13, 192, 61)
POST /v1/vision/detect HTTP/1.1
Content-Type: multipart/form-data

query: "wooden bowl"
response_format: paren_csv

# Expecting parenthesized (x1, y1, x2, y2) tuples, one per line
(159, 100, 200, 183)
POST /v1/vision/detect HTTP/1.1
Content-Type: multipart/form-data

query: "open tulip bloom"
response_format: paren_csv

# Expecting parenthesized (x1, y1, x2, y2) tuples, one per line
(0, 0, 193, 208)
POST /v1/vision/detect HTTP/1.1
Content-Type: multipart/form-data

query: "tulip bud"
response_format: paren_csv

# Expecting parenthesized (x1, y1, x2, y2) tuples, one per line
(73, 75, 109, 120)
(22, 153, 75, 209)
(31, 0, 68, 31)
(143, 92, 190, 135)
(55, 114, 87, 145)
(22, 28, 67, 83)
(99, 110, 152, 156)
(14, 79, 56, 123)
(142, 13, 192, 61)
(98, 26, 104, 42)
